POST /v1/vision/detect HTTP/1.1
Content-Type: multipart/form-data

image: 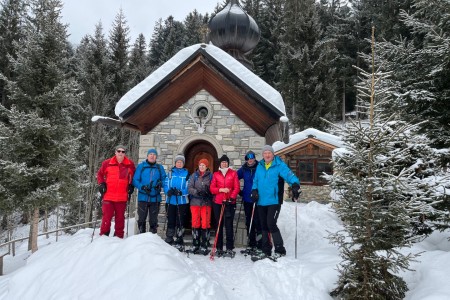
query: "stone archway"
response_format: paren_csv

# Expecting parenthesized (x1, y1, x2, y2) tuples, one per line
(184, 141, 218, 174)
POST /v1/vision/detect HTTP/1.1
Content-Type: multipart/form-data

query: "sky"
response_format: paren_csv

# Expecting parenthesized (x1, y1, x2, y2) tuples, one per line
(1, 201, 449, 299)
(61, 0, 222, 45)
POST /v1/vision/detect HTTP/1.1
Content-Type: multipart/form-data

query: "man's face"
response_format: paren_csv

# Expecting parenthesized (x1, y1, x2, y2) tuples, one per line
(247, 158, 256, 166)
(263, 150, 274, 163)
(147, 153, 157, 163)
(115, 148, 126, 160)
(175, 160, 184, 168)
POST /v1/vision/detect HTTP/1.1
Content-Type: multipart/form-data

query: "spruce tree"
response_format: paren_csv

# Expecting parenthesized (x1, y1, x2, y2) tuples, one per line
(0, 0, 83, 251)
(328, 28, 447, 299)
(280, 0, 338, 131)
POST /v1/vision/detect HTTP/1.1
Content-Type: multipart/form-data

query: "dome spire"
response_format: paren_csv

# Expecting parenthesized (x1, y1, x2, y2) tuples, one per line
(208, 0, 260, 69)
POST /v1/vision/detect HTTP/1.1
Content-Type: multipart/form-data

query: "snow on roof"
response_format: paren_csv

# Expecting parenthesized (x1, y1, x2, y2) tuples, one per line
(273, 128, 343, 152)
(115, 43, 285, 118)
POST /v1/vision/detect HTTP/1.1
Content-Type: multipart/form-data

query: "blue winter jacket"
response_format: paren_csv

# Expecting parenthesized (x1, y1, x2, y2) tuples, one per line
(132, 160, 166, 203)
(164, 167, 189, 205)
(252, 156, 300, 206)
(237, 161, 258, 203)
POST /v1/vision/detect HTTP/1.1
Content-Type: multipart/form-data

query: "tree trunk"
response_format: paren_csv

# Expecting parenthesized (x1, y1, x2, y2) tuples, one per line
(30, 207, 39, 253)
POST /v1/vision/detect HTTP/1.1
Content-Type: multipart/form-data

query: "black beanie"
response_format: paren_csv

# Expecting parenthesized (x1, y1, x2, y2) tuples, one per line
(219, 154, 230, 164)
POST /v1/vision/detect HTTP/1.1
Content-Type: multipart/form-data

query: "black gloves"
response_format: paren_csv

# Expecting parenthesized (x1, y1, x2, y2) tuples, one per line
(154, 180, 162, 191)
(98, 183, 107, 195)
(142, 185, 151, 194)
(168, 188, 182, 198)
(128, 184, 134, 195)
(250, 189, 259, 203)
(292, 183, 301, 201)
(198, 190, 208, 198)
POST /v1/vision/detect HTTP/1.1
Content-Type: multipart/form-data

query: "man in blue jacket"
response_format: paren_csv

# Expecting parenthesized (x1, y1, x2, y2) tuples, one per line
(133, 148, 166, 234)
(251, 145, 301, 261)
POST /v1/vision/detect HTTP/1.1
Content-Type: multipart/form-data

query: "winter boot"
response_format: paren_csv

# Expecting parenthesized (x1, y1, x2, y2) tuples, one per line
(251, 249, 269, 262)
(272, 231, 286, 257)
(174, 227, 185, 252)
(165, 228, 175, 245)
(223, 249, 236, 258)
(199, 229, 210, 255)
(191, 228, 201, 254)
(150, 224, 158, 234)
(138, 222, 146, 234)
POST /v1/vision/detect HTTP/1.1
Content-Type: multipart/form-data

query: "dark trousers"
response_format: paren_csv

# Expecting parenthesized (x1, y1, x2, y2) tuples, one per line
(258, 204, 285, 255)
(167, 203, 188, 230)
(212, 202, 236, 251)
(244, 201, 262, 248)
(137, 201, 160, 233)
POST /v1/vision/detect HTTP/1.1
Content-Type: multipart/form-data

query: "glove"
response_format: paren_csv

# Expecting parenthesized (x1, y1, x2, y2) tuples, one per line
(98, 183, 107, 195)
(250, 189, 259, 203)
(154, 180, 162, 191)
(174, 189, 182, 196)
(229, 198, 236, 204)
(128, 184, 134, 195)
(198, 190, 207, 198)
(142, 185, 151, 194)
(292, 183, 301, 201)
(167, 188, 174, 197)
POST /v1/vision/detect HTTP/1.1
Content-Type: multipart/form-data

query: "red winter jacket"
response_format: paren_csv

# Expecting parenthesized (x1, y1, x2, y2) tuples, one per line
(97, 156, 136, 202)
(210, 168, 240, 205)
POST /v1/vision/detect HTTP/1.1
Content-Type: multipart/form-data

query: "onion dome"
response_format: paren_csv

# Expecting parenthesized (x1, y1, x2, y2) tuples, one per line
(209, 0, 260, 67)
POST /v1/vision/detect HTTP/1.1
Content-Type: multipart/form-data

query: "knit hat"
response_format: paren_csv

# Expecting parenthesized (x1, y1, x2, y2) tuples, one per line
(219, 154, 230, 164)
(174, 154, 185, 165)
(198, 158, 209, 167)
(147, 148, 158, 156)
(262, 145, 274, 154)
(245, 151, 256, 161)
(115, 145, 127, 152)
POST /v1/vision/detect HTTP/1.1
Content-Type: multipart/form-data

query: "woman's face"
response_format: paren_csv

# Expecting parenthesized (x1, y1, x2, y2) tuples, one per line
(220, 161, 229, 168)
(198, 163, 207, 171)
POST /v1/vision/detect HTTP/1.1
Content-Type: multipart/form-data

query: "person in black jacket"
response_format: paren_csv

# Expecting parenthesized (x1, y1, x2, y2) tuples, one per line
(237, 151, 262, 254)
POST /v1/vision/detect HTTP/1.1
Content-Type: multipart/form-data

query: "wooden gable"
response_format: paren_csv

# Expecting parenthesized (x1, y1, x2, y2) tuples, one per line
(118, 53, 282, 137)
(276, 138, 336, 158)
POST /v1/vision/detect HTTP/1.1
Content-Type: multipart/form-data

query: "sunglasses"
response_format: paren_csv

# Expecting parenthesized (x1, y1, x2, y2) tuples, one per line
(116, 150, 126, 153)
(247, 153, 255, 159)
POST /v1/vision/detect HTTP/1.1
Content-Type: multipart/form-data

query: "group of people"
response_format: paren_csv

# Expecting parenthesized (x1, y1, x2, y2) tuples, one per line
(96, 144, 301, 261)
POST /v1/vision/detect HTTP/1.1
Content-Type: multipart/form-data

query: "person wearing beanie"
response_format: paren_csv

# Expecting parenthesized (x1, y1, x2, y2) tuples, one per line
(188, 159, 213, 255)
(237, 150, 262, 254)
(210, 154, 240, 258)
(96, 145, 135, 238)
(132, 148, 166, 234)
(250, 145, 301, 262)
(163, 154, 189, 250)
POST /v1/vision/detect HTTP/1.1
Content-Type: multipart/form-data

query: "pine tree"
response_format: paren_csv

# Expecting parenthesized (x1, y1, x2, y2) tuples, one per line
(129, 33, 149, 86)
(328, 28, 448, 299)
(184, 10, 206, 45)
(376, 0, 450, 162)
(0, 0, 83, 252)
(71, 22, 113, 226)
(280, 0, 338, 131)
(0, 0, 27, 108)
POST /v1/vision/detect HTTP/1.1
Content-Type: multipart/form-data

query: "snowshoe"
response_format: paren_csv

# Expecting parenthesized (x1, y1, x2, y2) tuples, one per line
(173, 244, 185, 252)
(199, 247, 210, 256)
(240, 247, 258, 256)
(251, 250, 270, 262)
(214, 250, 224, 258)
(222, 249, 236, 258)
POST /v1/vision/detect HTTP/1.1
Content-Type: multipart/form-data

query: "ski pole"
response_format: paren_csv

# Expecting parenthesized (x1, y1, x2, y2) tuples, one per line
(91, 192, 102, 243)
(210, 203, 225, 261)
(233, 200, 243, 243)
(175, 192, 183, 239)
(295, 203, 298, 259)
(126, 193, 131, 238)
(246, 202, 256, 249)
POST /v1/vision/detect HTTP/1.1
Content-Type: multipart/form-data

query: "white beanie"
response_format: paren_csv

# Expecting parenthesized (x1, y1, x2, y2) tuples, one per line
(174, 154, 185, 165)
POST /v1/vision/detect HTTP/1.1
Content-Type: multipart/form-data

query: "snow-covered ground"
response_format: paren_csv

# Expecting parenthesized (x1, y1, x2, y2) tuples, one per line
(0, 202, 449, 300)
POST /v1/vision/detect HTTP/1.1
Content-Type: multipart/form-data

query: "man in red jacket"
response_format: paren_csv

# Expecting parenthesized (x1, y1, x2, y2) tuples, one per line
(97, 145, 136, 238)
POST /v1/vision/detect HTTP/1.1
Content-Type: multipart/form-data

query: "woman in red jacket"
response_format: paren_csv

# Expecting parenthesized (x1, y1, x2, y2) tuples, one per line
(210, 154, 240, 258)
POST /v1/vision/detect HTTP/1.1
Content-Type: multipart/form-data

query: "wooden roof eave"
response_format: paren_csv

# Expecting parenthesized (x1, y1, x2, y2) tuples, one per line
(275, 138, 337, 156)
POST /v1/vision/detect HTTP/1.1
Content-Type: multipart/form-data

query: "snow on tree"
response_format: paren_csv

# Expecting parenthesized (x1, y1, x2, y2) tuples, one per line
(327, 28, 449, 299)
(0, 0, 83, 252)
